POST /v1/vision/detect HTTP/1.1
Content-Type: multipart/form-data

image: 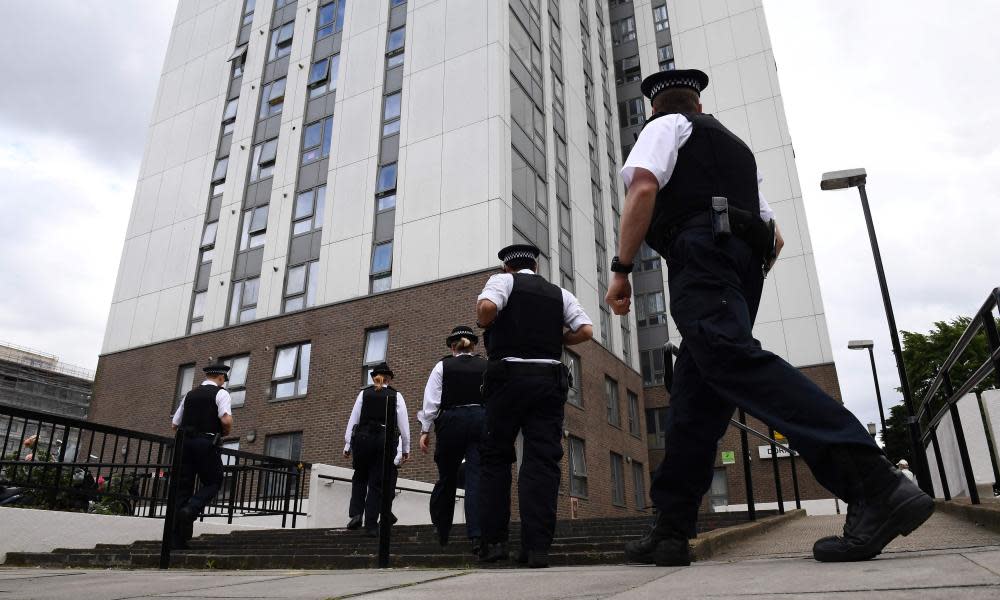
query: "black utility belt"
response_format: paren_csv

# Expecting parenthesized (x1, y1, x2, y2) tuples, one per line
(486, 360, 566, 378)
(441, 403, 483, 410)
(666, 203, 773, 256)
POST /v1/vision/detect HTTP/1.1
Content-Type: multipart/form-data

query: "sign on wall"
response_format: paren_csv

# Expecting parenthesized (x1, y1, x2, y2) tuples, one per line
(721, 451, 736, 465)
(758, 445, 799, 459)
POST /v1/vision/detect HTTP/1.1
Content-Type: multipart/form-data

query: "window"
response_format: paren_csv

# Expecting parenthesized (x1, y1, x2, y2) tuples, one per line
(275, 0, 293, 8)
(387, 51, 404, 69)
(568, 436, 588, 498)
(376, 163, 397, 194)
(632, 462, 647, 509)
(376, 194, 395, 212)
(611, 16, 636, 45)
(636, 243, 661, 272)
(222, 98, 239, 135)
(250, 139, 278, 181)
(284, 260, 320, 312)
(259, 77, 287, 119)
(239, 206, 268, 251)
(646, 407, 667, 449)
(641, 348, 666, 387)
(653, 4, 669, 32)
(272, 342, 311, 399)
(308, 55, 340, 98)
(212, 157, 229, 183)
(708, 469, 729, 508)
(610, 452, 625, 506)
(191, 291, 207, 321)
(362, 328, 388, 383)
(269, 22, 294, 61)
(370, 241, 392, 288)
(627, 390, 641, 437)
(242, 0, 256, 25)
(386, 26, 405, 54)
(174, 364, 195, 412)
(201, 221, 218, 249)
(605, 376, 620, 427)
(618, 97, 645, 128)
(263, 431, 303, 496)
(636, 291, 667, 327)
(659, 59, 675, 72)
(292, 185, 325, 235)
(382, 92, 401, 136)
(222, 355, 250, 408)
(614, 55, 641, 85)
(316, 0, 346, 39)
(562, 349, 582, 407)
(302, 116, 334, 163)
(229, 277, 260, 324)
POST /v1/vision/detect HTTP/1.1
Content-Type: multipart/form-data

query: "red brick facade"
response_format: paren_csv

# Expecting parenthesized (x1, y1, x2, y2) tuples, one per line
(91, 269, 648, 519)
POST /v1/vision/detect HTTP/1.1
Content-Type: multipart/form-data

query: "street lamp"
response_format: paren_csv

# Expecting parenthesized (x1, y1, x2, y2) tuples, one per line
(821, 168, 930, 493)
(867, 422, 878, 440)
(848, 339, 887, 435)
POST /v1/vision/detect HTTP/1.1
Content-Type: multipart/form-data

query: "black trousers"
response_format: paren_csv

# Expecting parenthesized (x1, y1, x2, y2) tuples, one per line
(350, 426, 398, 530)
(430, 405, 484, 540)
(173, 435, 223, 543)
(651, 226, 880, 537)
(480, 366, 567, 552)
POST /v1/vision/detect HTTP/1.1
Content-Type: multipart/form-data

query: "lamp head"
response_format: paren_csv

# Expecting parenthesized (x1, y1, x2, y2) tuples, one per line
(867, 422, 877, 436)
(848, 339, 874, 350)
(821, 168, 867, 190)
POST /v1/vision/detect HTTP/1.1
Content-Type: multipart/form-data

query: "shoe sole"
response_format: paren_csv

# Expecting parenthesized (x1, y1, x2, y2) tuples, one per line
(815, 493, 935, 562)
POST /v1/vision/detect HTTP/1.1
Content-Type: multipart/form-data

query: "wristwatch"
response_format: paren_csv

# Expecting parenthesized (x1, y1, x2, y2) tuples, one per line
(610, 256, 634, 274)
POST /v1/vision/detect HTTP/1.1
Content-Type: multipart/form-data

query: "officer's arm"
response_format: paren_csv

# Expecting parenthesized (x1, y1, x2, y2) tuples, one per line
(563, 324, 593, 345)
(477, 299, 498, 327)
(220, 414, 233, 436)
(617, 169, 659, 266)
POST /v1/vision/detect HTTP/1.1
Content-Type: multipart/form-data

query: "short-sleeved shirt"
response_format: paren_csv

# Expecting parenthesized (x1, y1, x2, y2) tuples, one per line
(171, 380, 233, 427)
(343, 390, 410, 465)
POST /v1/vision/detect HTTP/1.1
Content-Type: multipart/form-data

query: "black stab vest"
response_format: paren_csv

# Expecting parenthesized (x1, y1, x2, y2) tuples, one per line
(179, 384, 223, 434)
(359, 386, 398, 426)
(484, 273, 564, 361)
(440, 355, 487, 409)
(644, 113, 760, 255)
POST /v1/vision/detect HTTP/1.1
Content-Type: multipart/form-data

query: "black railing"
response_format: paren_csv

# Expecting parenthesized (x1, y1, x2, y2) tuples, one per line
(662, 343, 800, 520)
(0, 405, 309, 568)
(917, 288, 1000, 505)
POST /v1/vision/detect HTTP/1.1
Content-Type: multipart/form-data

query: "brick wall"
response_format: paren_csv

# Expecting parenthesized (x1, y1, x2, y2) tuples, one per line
(91, 269, 648, 520)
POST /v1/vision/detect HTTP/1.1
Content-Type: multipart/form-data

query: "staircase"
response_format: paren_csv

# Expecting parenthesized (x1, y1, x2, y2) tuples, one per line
(4, 511, 773, 570)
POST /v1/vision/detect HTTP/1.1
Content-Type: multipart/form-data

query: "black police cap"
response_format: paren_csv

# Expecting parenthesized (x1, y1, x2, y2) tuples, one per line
(640, 69, 710, 103)
(446, 325, 478, 347)
(497, 243, 540, 264)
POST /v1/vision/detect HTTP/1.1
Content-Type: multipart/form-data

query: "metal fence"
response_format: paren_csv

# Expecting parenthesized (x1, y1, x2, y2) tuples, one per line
(0, 405, 310, 568)
(917, 287, 1000, 505)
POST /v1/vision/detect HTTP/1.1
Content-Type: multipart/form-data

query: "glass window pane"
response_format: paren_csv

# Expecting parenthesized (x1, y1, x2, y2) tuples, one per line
(321, 117, 333, 158)
(329, 55, 340, 90)
(229, 281, 243, 324)
(269, 78, 286, 103)
(286, 264, 306, 295)
(364, 329, 388, 364)
(249, 231, 266, 248)
(260, 139, 278, 164)
(371, 242, 392, 273)
(239, 307, 255, 322)
(306, 261, 319, 306)
(249, 206, 268, 233)
(292, 220, 311, 236)
(242, 277, 259, 306)
(226, 356, 249, 387)
(201, 221, 218, 247)
(298, 343, 311, 394)
(273, 346, 298, 379)
(277, 22, 293, 43)
(303, 121, 323, 149)
(212, 157, 228, 182)
(383, 120, 400, 137)
(387, 27, 405, 52)
(314, 185, 326, 223)
(387, 53, 404, 68)
(229, 389, 246, 408)
(285, 296, 304, 312)
(383, 93, 401, 120)
(223, 98, 238, 121)
(318, 2, 335, 27)
(376, 194, 396, 211)
(275, 381, 296, 399)
(294, 190, 314, 220)
(376, 163, 397, 193)
(371, 275, 391, 293)
(191, 291, 206, 319)
(308, 59, 329, 85)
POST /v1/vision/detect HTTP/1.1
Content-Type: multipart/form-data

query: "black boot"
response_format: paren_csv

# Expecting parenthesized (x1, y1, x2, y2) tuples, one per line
(624, 513, 690, 567)
(813, 466, 934, 562)
(346, 514, 363, 530)
(469, 537, 481, 555)
(479, 541, 509, 563)
(526, 550, 549, 568)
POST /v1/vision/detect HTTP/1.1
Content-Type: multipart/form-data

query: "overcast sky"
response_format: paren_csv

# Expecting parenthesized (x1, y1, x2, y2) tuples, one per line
(1, 1, 997, 439)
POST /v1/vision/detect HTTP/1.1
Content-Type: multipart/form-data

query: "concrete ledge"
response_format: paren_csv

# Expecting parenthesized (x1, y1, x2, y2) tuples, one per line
(934, 499, 1000, 534)
(691, 509, 806, 561)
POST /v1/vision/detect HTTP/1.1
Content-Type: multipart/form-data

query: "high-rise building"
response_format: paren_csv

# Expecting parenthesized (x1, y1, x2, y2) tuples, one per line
(93, 0, 838, 517)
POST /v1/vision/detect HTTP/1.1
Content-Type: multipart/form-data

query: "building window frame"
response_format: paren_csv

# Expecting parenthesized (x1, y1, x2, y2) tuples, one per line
(362, 327, 389, 383)
(627, 390, 641, 437)
(258, 77, 287, 119)
(308, 55, 340, 99)
(640, 348, 666, 387)
(646, 407, 668, 450)
(228, 277, 260, 325)
(301, 116, 334, 164)
(568, 435, 588, 498)
(562, 349, 582, 408)
(174, 364, 195, 413)
(653, 4, 669, 32)
(292, 185, 325, 236)
(271, 342, 311, 400)
(632, 461, 647, 509)
(268, 22, 294, 62)
(283, 260, 320, 313)
(610, 452, 626, 506)
(221, 355, 250, 408)
(605, 376, 621, 428)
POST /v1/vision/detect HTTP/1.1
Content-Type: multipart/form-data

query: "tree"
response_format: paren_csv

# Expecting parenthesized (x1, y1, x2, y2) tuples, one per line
(881, 316, 993, 462)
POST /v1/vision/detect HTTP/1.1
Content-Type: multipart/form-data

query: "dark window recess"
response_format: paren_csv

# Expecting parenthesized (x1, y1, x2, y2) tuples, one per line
(302, 116, 334, 163)
(316, 0, 346, 39)
(308, 55, 340, 98)
(653, 4, 670, 32)
(269, 22, 294, 61)
(272, 342, 311, 399)
(636, 291, 667, 327)
(632, 461, 647, 509)
(568, 436, 588, 498)
(562, 349, 582, 407)
(605, 376, 620, 427)
(614, 55, 641, 86)
(641, 348, 666, 388)
(259, 77, 287, 119)
(611, 452, 626, 506)
(627, 390, 641, 436)
(646, 406, 668, 449)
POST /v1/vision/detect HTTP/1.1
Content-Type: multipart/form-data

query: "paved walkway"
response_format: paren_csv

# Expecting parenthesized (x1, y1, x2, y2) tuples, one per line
(2, 513, 998, 599)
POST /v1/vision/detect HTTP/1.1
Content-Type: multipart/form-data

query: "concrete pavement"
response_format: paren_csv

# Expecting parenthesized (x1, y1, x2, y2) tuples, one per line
(2, 513, 998, 599)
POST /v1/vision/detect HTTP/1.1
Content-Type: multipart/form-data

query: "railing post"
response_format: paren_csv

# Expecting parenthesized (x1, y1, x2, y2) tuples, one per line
(378, 395, 398, 568)
(160, 428, 185, 570)
(227, 456, 239, 525)
(789, 447, 801, 509)
(738, 409, 755, 521)
(767, 427, 784, 515)
(281, 464, 294, 529)
(943, 372, 980, 504)
(975, 391, 1000, 494)
(930, 429, 950, 500)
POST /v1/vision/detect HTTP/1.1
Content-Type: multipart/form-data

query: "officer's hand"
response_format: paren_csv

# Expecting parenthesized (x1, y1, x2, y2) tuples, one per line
(605, 273, 632, 315)
(401, 453, 410, 465)
(343, 449, 351, 459)
(774, 223, 785, 259)
(419, 433, 431, 453)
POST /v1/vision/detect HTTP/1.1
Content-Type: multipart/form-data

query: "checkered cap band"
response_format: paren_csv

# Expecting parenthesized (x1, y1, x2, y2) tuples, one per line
(649, 78, 702, 99)
(451, 327, 475, 337)
(501, 250, 537, 262)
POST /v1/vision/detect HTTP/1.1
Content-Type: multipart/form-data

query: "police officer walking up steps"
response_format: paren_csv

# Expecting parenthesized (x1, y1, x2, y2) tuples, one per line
(418, 326, 488, 554)
(604, 69, 933, 566)
(344, 362, 410, 537)
(170, 363, 234, 549)
(476, 244, 594, 568)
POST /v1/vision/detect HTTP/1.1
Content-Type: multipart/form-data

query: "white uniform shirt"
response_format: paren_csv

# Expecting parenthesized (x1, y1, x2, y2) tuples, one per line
(343, 389, 411, 466)
(620, 113, 775, 221)
(171, 380, 233, 427)
(900, 468, 916, 484)
(418, 353, 479, 433)
(477, 269, 594, 364)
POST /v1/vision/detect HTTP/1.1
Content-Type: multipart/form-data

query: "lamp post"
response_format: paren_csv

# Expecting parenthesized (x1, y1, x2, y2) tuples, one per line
(848, 339, 887, 435)
(821, 168, 930, 493)
(867, 422, 877, 440)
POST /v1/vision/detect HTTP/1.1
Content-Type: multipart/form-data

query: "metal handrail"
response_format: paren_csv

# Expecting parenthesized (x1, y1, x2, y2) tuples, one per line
(317, 473, 465, 499)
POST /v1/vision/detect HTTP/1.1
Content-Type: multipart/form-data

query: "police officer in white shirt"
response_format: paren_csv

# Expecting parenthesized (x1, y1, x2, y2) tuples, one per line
(170, 362, 234, 549)
(343, 362, 410, 537)
(418, 326, 488, 553)
(476, 243, 593, 567)
(606, 68, 931, 566)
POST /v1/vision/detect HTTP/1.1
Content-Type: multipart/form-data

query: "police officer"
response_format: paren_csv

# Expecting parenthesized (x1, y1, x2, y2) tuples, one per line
(605, 69, 932, 566)
(476, 244, 594, 568)
(170, 362, 234, 549)
(343, 362, 410, 537)
(418, 326, 487, 554)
